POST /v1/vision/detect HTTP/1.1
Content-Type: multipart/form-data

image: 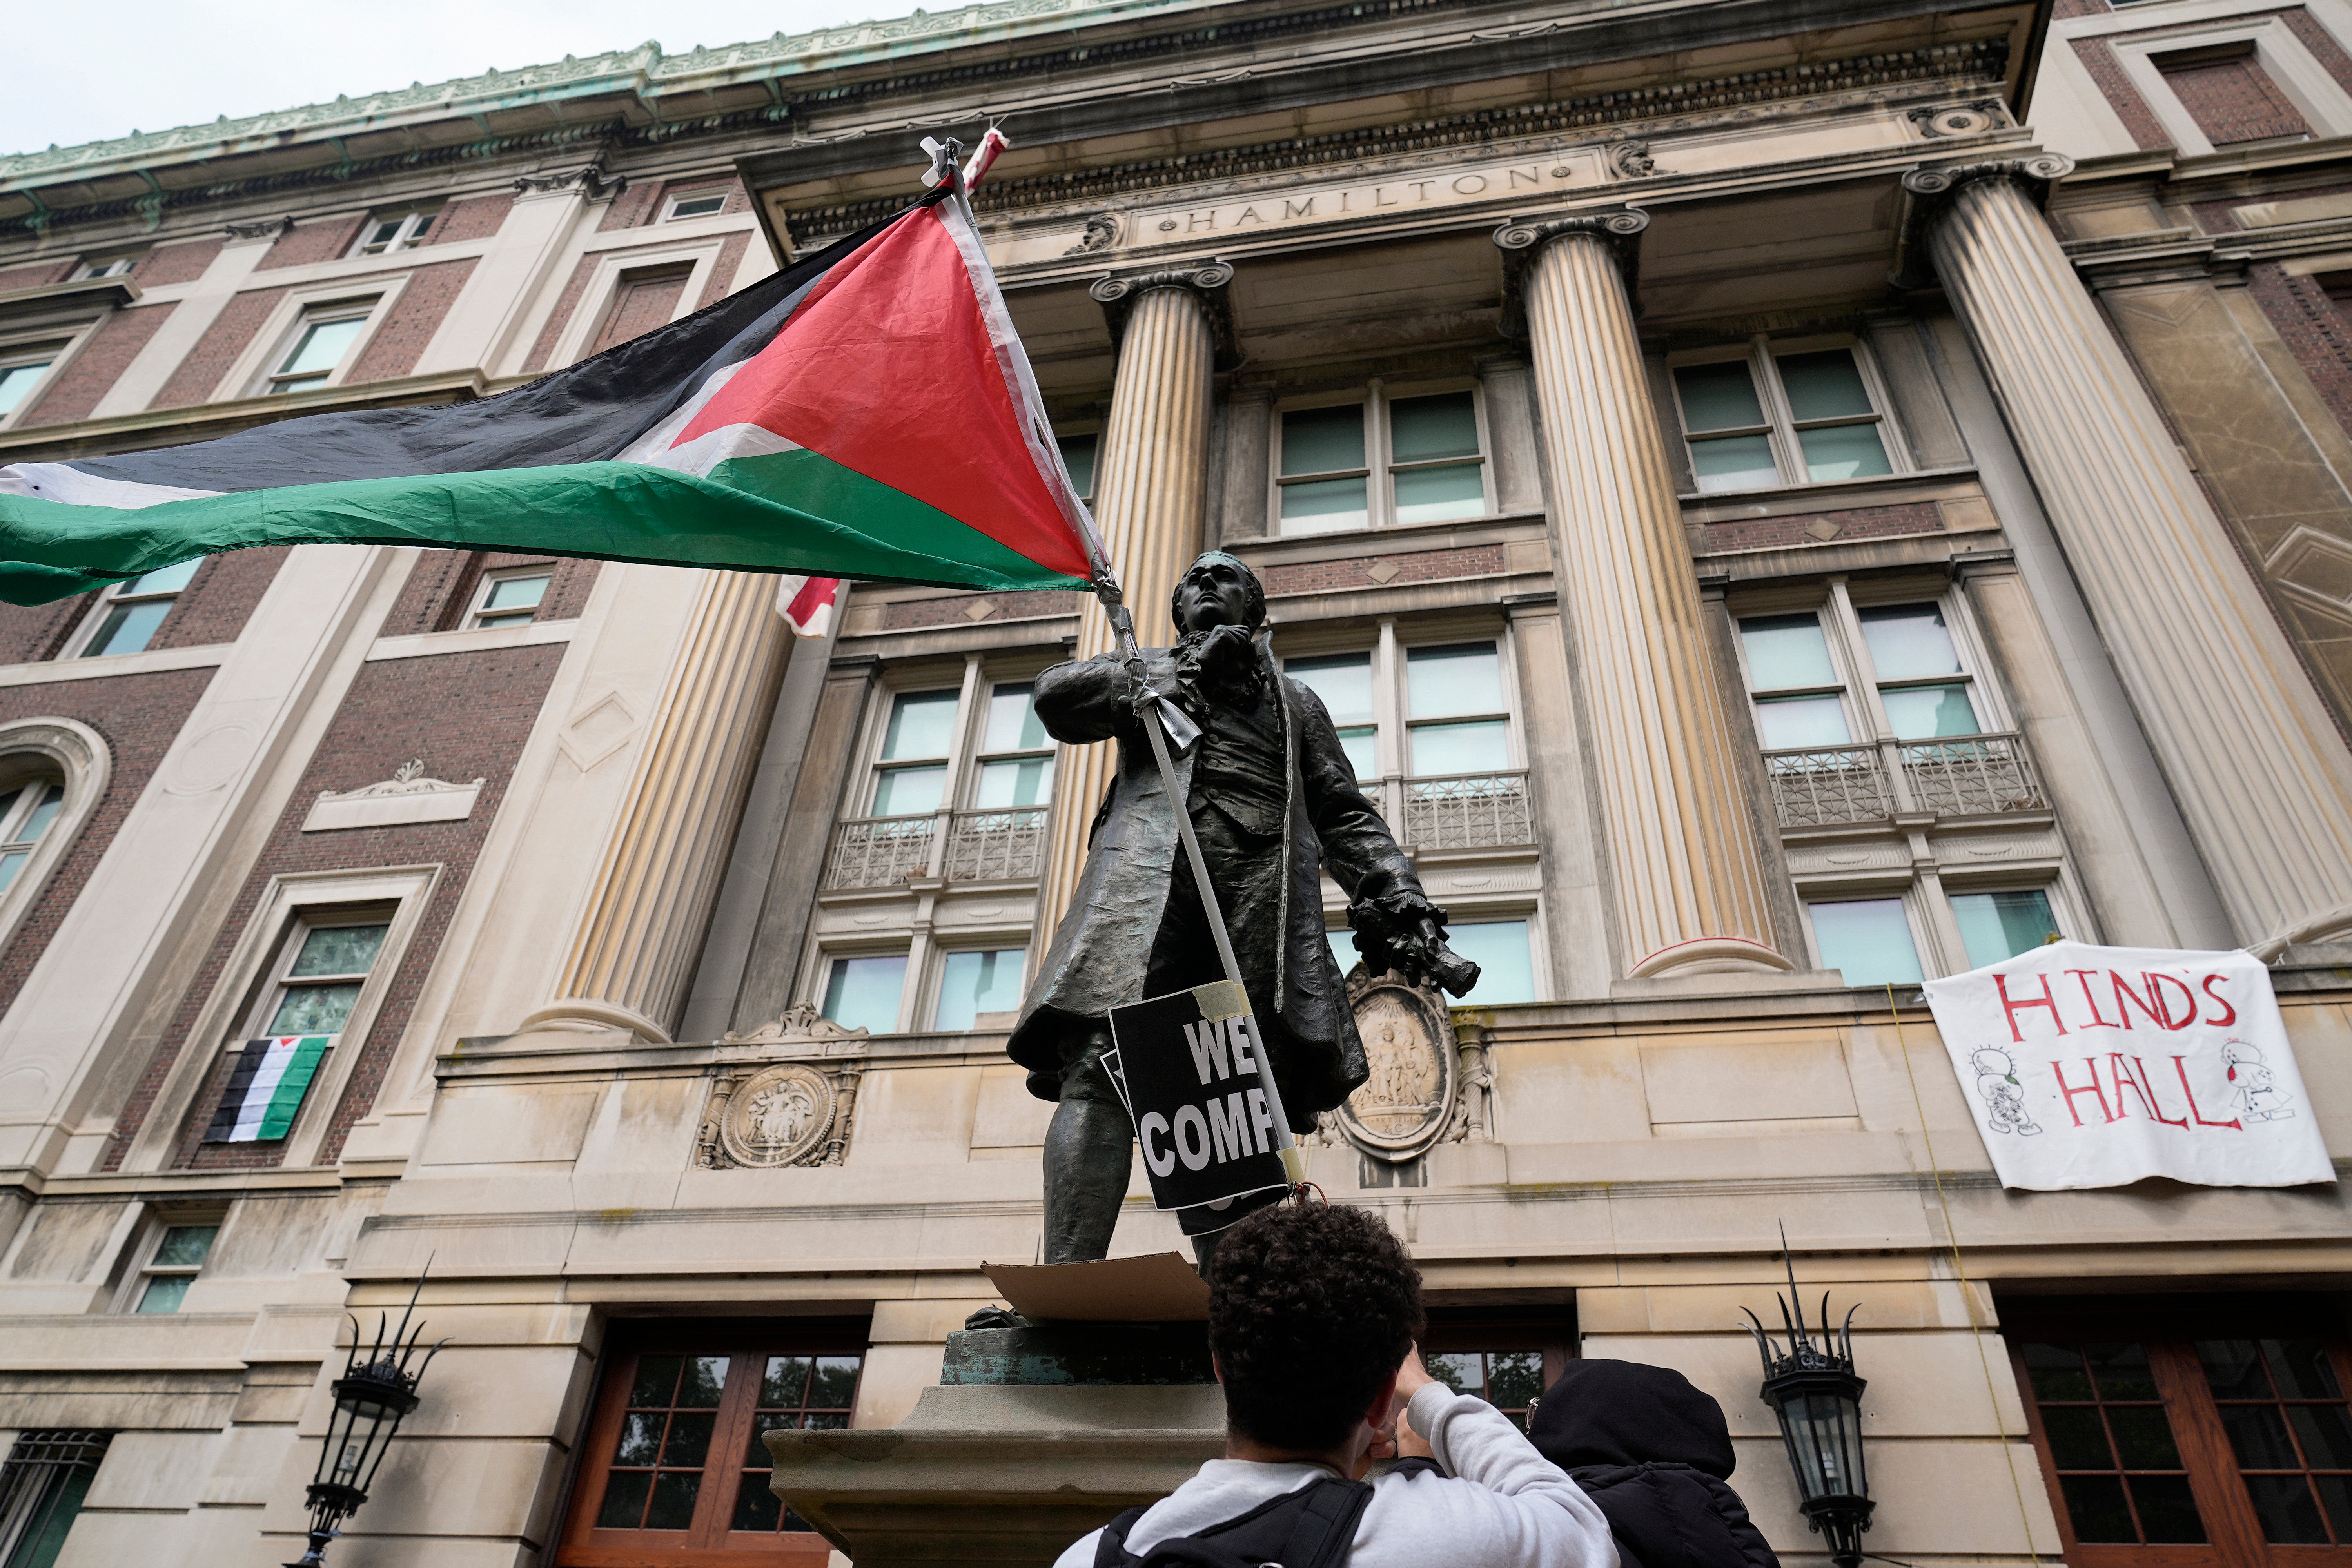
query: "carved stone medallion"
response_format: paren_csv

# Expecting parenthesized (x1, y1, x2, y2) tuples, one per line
(715, 1063, 837, 1168)
(1336, 976, 1457, 1161)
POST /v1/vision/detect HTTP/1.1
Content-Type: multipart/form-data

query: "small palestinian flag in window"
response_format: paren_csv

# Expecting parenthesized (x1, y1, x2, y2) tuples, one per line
(203, 1035, 334, 1143)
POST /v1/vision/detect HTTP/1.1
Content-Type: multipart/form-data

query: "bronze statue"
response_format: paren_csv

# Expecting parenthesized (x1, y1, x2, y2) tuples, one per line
(1007, 550, 1477, 1263)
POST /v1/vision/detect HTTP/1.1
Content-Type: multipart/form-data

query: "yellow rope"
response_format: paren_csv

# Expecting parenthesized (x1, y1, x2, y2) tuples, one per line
(1885, 982, 2043, 1566)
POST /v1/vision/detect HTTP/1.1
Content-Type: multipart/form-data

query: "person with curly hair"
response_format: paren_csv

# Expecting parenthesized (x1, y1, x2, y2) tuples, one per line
(1057, 1201, 1618, 1568)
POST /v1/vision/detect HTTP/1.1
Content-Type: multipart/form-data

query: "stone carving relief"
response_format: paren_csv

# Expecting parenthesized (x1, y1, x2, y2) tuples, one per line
(1906, 101, 2007, 139)
(1606, 138, 1666, 178)
(223, 215, 296, 242)
(1063, 212, 1122, 254)
(696, 1007, 870, 1169)
(1307, 967, 1494, 1161)
(513, 165, 625, 203)
(303, 757, 486, 832)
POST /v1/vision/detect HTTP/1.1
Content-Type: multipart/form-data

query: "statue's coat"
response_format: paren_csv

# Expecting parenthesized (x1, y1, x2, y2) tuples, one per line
(1008, 637, 1432, 1120)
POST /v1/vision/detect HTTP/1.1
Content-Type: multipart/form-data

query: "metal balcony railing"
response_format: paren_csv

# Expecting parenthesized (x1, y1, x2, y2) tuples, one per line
(1761, 730, 2047, 829)
(1398, 770, 1534, 850)
(943, 807, 1049, 881)
(826, 807, 1052, 889)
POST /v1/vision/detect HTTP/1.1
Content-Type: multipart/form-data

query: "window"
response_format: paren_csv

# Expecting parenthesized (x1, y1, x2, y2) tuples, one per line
(263, 305, 372, 394)
(1057, 433, 1098, 508)
(821, 953, 906, 1036)
(559, 1325, 862, 1566)
(661, 191, 729, 222)
(1807, 897, 1926, 988)
(127, 1221, 218, 1314)
(1274, 385, 1489, 534)
(0, 344, 61, 422)
(870, 690, 960, 817)
(0, 1430, 110, 1568)
(73, 558, 201, 658)
(2156, 43, 2310, 146)
(1673, 340, 1900, 494)
(73, 254, 139, 280)
(933, 947, 1025, 1031)
(1406, 642, 1511, 775)
(971, 682, 1054, 809)
(1951, 888, 2062, 969)
(350, 208, 437, 257)
(0, 777, 64, 894)
(201, 913, 390, 1144)
(1734, 595, 1991, 748)
(1445, 920, 1537, 1004)
(1288, 653, 1377, 779)
(1421, 1312, 1575, 1434)
(2011, 1298, 2352, 1568)
(468, 568, 551, 629)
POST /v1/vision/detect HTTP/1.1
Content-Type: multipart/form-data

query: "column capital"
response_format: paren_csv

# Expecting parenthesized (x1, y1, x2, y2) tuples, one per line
(1894, 154, 2074, 286)
(1494, 208, 1649, 337)
(1089, 258, 1240, 368)
(512, 163, 624, 204)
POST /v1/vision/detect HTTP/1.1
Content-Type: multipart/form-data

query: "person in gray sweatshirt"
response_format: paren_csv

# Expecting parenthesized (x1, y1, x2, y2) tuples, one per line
(1056, 1200, 1620, 1568)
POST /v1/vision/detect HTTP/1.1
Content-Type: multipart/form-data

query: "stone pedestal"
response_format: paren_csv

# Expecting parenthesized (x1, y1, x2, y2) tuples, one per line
(769, 1322, 1220, 1565)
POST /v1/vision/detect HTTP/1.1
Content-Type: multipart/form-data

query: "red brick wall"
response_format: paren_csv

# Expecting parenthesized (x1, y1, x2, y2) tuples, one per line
(2053, 0, 2109, 16)
(2247, 263, 2352, 439)
(2159, 54, 2310, 144)
(521, 252, 601, 374)
(589, 267, 691, 355)
(426, 193, 514, 245)
(879, 588, 1084, 630)
(598, 181, 664, 232)
(150, 547, 289, 649)
(20, 303, 176, 427)
(380, 548, 601, 634)
(597, 176, 748, 233)
(103, 643, 566, 1171)
(1696, 501, 1945, 554)
(1259, 544, 1506, 598)
(0, 260, 75, 295)
(696, 232, 751, 309)
(257, 214, 367, 271)
(151, 285, 287, 407)
(0, 596, 95, 666)
(133, 238, 221, 288)
(2074, 37, 2174, 149)
(0, 668, 214, 1023)
(2282, 9, 2352, 94)
(343, 258, 479, 383)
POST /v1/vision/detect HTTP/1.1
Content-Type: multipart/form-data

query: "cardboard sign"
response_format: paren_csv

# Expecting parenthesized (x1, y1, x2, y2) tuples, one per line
(1106, 981, 1294, 1218)
(1922, 941, 2334, 1191)
(980, 1254, 1211, 1323)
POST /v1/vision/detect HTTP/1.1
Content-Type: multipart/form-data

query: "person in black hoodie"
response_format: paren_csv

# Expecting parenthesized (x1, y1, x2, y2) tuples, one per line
(1525, 1359, 1781, 1568)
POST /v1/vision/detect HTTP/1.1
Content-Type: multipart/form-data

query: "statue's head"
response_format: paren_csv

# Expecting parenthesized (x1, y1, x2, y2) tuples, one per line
(1171, 550, 1266, 636)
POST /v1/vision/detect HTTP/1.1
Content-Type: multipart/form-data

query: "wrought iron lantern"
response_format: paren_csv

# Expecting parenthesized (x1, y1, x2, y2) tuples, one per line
(288, 1279, 443, 1568)
(1742, 1242, 1874, 1568)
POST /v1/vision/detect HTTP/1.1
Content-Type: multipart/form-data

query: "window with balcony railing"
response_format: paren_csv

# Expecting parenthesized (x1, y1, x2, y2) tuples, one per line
(828, 674, 1055, 892)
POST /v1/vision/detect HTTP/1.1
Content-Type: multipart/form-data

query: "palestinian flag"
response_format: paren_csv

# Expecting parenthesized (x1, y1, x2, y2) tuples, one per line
(0, 187, 1106, 623)
(204, 1034, 333, 1143)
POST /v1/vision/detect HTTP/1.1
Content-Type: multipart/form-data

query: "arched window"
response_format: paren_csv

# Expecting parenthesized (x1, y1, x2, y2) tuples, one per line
(0, 719, 109, 954)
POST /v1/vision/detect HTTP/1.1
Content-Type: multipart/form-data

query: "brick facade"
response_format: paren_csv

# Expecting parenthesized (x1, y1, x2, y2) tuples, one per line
(425, 193, 514, 245)
(0, 595, 96, 667)
(256, 214, 368, 271)
(588, 266, 691, 355)
(106, 643, 566, 1171)
(150, 285, 288, 407)
(379, 549, 601, 634)
(2073, 36, 2174, 149)
(132, 238, 222, 288)
(878, 588, 1086, 630)
(1259, 544, 1506, 597)
(697, 231, 752, 309)
(343, 258, 479, 383)
(21, 303, 177, 426)
(521, 252, 601, 374)
(150, 548, 290, 650)
(2247, 263, 2352, 439)
(0, 260, 76, 295)
(2160, 52, 2310, 144)
(1696, 501, 1947, 554)
(0, 669, 214, 1023)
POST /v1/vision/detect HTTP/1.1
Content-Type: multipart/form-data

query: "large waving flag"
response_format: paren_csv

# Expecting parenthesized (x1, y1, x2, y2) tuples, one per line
(0, 185, 1106, 622)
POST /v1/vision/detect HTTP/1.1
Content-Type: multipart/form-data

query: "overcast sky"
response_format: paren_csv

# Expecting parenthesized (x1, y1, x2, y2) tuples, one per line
(4, 0, 900, 158)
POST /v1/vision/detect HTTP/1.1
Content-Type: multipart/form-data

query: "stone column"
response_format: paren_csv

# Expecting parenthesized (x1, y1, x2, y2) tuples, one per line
(1913, 160, 2352, 945)
(1033, 265, 1225, 946)
(1496, 212, 1790, 978)
(518, 570, 794, 1040)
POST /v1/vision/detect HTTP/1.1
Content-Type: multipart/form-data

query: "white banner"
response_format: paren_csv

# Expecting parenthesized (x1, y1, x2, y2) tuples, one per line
(1921, 941, 2334, 1190)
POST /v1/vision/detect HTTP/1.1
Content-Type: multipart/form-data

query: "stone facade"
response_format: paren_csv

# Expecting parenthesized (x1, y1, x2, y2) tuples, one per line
(0, 0, 2350, 1566)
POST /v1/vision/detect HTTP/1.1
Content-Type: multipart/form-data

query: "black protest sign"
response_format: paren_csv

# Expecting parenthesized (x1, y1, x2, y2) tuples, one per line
(1107, 982, 1293, 1214)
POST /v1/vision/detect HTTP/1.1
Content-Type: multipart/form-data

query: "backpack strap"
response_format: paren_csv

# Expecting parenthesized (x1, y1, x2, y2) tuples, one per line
(1097, 1505, 1151, 1567)
(1269, 1475, 1375, 1568)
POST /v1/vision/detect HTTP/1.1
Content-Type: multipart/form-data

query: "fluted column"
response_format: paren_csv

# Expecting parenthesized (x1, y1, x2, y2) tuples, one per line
(1915, 161, 2352, 945)
(519, 570, 794, 1040)
(1034, 266, 1225, 946)
(1498, 212, 1789, 978)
